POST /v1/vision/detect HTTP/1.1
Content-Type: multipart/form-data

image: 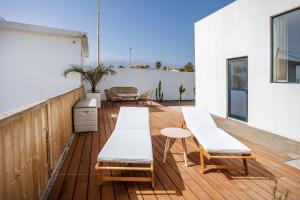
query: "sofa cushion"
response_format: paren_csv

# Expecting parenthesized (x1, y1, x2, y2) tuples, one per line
(110, 87, 138, 94)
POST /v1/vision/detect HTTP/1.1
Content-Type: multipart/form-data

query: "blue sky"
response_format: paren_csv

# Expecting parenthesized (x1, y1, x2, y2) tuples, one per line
(0, 0, 233, 67)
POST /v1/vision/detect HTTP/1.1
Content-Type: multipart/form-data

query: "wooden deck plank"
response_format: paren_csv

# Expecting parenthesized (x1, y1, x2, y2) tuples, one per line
(152, 142, 207, 200)
(150, 104, 298, 200)
(88, 132, 101, 200)
(103, 106, 131, 200)
(151, 119, 226, 199)
(150, 120, 199, 200)
(151, 107, 300, 200)
(99, 108, 115, 200)
(154, 139, 240, 199)
(109, 106, 145, 200)
(73, 133, 93, 200)
(107, 105, 162, 200)
(48, 103, 300, 200)
(151, 108, 271, 200)
(59, 135, 85, 200)
(151, 115, 248, 200)
(48, 135, 79, 200)
(152, 137, 225, 200)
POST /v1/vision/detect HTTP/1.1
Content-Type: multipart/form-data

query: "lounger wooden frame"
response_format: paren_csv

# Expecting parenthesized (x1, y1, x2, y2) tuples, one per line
(181, 121, 255, 175)
(95, 162, 154, 187)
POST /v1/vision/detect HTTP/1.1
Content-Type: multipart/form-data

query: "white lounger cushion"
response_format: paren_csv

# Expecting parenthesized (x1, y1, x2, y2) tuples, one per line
(115, 107, 150, 131)
(188, 126, 251, 154)
(98, 130, 153, 163)
(182, 107, 251, 154)
(98, 107, 153, 164)
(182, 107, 217, 128)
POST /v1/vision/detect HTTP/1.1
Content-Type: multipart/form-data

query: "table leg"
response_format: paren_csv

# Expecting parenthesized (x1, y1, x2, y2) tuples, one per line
(182, 138, 189, 166)
(163, 137, 170, 163)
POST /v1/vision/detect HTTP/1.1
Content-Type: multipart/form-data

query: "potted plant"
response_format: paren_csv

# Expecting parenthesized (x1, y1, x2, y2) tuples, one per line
(64, 64, 116, 107)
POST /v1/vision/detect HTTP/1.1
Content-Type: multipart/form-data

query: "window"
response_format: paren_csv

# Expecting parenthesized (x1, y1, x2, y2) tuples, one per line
(231, 60, 247, 90)
(272, 8, 300, 83)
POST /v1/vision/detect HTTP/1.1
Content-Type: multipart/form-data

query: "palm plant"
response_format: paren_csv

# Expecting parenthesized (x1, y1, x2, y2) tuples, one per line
(155, 61, 162, 70)
(179, 62, 195, 72)
(64, 64, 116, 92)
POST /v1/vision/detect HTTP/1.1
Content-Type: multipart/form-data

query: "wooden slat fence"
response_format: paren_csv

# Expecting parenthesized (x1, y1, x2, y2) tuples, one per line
(0, 86, 84, 200)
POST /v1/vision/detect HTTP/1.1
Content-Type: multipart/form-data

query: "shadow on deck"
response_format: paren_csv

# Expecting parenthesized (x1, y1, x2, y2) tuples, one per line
(48, 102, 300, 200)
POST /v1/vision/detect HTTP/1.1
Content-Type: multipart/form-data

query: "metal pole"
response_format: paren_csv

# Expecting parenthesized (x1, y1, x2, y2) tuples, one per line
(97, 0, 100, 66)
(129, 48, 132, 67)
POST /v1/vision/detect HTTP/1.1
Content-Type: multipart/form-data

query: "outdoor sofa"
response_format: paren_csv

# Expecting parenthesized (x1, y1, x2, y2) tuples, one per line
(110, 87, 138, 100)
(106, 87, 153, 106)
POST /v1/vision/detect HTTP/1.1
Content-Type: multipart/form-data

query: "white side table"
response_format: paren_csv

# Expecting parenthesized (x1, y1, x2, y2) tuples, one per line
(161, 127, 192, 166)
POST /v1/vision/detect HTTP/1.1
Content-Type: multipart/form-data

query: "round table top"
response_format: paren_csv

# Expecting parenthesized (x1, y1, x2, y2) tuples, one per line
(161, 127, 192, 139)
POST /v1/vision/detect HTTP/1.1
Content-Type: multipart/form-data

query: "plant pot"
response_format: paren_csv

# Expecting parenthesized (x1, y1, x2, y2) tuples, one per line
(86, 92, 101, 108)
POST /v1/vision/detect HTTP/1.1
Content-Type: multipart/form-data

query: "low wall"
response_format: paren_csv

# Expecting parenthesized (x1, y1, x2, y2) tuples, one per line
(84, 68, 195, 101)
(0, 87, 84, 200)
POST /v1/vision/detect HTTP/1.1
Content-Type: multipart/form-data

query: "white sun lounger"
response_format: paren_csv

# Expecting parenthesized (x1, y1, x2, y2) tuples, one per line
(181, 107, 255, 174)
(95, 107, 154, 187)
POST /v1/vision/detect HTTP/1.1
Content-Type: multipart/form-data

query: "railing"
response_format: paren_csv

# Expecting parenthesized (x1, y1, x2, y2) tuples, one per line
(0, 86, 84, 200)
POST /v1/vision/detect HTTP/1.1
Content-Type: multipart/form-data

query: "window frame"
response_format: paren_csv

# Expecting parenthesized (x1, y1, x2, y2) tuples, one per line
(270, 6, 300, 84)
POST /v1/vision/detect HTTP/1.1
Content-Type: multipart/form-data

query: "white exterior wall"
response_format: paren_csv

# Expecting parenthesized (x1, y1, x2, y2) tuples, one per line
(84, 68, 195, 101)
(0, 28, 83, 114)
(195, 0, 300, 142)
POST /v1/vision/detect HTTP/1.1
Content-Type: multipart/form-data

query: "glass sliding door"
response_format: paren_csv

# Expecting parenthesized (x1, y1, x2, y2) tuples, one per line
(228, 57, 248, 121)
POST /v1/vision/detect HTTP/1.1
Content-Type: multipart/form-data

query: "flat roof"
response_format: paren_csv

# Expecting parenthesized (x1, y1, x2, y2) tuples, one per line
(194, 0, 236, 25)
(0, 20, 89, 57)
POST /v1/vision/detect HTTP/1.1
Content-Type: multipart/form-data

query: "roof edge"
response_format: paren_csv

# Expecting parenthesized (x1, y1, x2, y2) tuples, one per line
(0, 20, 87, 38)
(194, 0, 237, 25)
(0, 20, 89, 57)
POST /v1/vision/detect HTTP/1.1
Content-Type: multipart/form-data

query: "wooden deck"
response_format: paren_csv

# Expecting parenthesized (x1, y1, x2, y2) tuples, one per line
(48, 103, 300, 200)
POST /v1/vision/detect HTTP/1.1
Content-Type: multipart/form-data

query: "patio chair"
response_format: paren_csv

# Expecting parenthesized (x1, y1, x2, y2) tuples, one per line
(104, 89, 121, 105)
(95, 107, 154, 187)
(181, 107, 255, 175)
(138, 90, 153, 106)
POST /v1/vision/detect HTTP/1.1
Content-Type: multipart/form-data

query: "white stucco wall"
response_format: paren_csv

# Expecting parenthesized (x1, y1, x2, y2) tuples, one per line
(195, 0, 300, 142)
(0, 28, 83, 115)
(84, 68, 195, 101)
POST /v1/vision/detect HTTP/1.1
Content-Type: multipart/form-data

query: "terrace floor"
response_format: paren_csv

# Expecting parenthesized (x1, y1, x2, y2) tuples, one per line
(48, 102, 300, 200)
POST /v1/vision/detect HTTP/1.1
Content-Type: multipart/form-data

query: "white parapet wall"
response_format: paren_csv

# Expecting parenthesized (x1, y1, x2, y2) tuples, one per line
(84, 68, 195, 101)
(0, 21, 87, 115)
(194, 0, 300, 142)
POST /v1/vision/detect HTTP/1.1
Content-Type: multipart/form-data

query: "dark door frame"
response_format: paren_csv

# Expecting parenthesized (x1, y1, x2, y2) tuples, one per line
(227, 56, 248, 122)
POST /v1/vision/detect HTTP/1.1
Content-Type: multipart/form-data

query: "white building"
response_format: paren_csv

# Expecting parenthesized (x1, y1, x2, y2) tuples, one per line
(0, 20, 89, 115)
(194, 0, 300, 142)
